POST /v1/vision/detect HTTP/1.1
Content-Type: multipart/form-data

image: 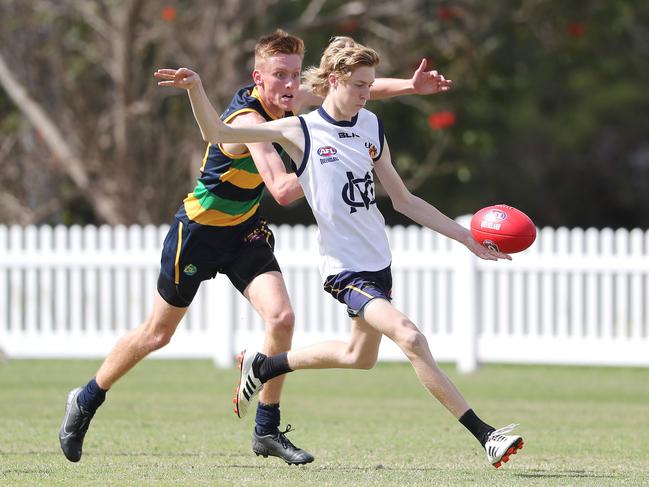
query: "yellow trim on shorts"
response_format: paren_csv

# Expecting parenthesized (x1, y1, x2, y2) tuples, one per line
(183, 196, 259, 226)
(174, 221, 183, 284)
(344, 285, 374, 299)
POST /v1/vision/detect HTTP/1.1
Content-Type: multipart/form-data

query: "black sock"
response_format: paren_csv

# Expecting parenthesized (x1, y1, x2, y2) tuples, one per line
(255, 402, 281, 436)
(458, 409, 495, 447)
(76, 378, 107, 413)
(254, 352, 293, 383)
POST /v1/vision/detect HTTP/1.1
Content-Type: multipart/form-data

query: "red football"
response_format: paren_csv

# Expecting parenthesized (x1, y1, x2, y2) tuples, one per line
(470, 204, 536, 253)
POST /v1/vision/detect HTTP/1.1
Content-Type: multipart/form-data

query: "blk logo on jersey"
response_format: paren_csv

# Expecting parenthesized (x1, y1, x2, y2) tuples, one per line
(338, 131, 360, 139)
(317, 146, 339, 164)
(342, 171, 376, 213)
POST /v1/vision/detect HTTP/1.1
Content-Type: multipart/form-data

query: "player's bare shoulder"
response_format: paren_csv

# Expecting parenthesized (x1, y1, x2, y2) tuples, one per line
(228, 110, 267, 127)
(221, 112, 266, 154)
(271, 116, 305, 161)
(275, 115, 302, 133)
(229, 113, 304, 161)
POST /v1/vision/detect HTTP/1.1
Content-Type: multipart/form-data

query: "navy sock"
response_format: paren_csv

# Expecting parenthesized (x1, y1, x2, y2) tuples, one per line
(255, 402, 280, 436)
(76, 378, 107, 413)
(459, 409, 495, 447)
(253, 352, 292, 383)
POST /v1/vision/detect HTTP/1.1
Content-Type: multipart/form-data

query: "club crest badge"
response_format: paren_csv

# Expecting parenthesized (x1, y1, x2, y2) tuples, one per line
(365, 142, 378, 159)
(183, 264, 197, 276)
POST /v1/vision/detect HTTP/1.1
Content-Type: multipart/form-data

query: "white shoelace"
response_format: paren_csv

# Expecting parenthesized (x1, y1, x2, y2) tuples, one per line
(491, 423, 519, 436)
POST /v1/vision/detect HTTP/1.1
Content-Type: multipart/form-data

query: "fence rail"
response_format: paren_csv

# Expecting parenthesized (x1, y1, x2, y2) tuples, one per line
(1, 221, 648, 371)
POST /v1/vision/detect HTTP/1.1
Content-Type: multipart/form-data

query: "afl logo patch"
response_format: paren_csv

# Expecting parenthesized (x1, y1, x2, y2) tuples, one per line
(317, 146, 339, 164)
(317, 146, 337, 157)
(484, 209, 507, 222)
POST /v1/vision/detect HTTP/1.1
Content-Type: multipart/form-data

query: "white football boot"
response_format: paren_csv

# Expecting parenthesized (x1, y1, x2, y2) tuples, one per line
(233, 349, 264, 418)
(485, 423, 524, 468)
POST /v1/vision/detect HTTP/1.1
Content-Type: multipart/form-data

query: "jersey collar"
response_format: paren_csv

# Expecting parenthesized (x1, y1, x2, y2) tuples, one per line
(317, 106, 359, 127)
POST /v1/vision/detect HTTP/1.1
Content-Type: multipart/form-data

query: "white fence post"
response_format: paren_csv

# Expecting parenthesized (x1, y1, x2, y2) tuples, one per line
(453, 215, 478, 373)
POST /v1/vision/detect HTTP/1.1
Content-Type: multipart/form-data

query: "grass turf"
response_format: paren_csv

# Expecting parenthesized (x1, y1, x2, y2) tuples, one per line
(1, 359, 648, 486)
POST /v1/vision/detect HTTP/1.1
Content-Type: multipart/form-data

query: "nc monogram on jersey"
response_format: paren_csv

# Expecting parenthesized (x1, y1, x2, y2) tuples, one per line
(342, 171, 376, 213)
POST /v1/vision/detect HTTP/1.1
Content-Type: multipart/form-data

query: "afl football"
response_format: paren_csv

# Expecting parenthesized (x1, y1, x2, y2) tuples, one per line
(470, 204, 536, 253)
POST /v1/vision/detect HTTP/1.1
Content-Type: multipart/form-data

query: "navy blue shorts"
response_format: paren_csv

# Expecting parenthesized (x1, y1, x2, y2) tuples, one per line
(323, 266, 392, 318)
(157, 218, 280, 307)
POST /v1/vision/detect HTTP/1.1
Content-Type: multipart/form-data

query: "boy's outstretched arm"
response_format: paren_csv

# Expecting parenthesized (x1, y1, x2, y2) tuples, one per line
(374, 139, 511, 262)
(155, 68, 226, 143)
(156, 68, 303, 205)
(155, 68, 283, 145)
(296, 58, 452, 108)
(370, 58, 453, 99)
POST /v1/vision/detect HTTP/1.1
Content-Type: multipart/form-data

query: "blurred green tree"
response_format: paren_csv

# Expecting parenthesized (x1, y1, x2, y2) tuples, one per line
(1, 0, 648, 229)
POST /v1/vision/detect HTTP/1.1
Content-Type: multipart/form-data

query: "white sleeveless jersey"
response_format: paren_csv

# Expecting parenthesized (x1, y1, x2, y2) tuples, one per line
(296, 107, 392, 279)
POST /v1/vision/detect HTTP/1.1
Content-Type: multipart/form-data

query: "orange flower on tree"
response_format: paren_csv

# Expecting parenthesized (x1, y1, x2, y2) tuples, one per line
(438, 6, 456, 21)
(428, 111, 456, 130)
(567, 22, 586, 38)
(162, 6, 177, 23)
(340, 19, 359, 33)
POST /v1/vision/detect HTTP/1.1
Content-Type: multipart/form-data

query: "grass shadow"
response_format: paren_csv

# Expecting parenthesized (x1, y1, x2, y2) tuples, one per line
(515, 468, 616, 479)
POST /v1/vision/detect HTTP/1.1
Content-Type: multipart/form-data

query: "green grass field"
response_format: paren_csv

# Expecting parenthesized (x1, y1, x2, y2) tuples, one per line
(1, 359, 648, 487)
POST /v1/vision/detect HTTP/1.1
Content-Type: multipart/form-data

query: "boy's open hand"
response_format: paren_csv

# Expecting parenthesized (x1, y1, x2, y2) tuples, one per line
(154, 68, 201, 90)
(411, 58, 453, 94)
(464, 234, 512, 261)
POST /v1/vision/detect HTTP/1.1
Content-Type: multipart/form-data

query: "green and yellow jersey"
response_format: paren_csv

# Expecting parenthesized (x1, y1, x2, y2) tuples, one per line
(176, 85, 292, 228)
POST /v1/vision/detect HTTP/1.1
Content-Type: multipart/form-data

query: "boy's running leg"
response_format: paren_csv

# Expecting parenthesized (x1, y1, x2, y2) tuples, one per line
(244, 271, 314, 464)
(59, 292, 187, 462)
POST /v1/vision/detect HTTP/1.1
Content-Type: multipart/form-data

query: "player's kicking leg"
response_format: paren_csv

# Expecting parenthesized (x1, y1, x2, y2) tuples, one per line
(484, 424, 524, 468)
(234, 296, 524, 467)
(361, 298, 524, 468)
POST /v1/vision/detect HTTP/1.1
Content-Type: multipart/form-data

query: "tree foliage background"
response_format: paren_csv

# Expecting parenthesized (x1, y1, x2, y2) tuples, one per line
(1, 0, 648, 229)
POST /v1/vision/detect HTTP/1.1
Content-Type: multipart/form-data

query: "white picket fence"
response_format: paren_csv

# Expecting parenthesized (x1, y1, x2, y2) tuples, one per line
(1, 221, 648, 371)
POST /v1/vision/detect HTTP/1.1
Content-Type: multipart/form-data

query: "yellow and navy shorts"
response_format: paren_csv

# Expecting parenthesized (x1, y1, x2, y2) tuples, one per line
(157, 217, 279, 307)
(323, 266, 392, 318)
